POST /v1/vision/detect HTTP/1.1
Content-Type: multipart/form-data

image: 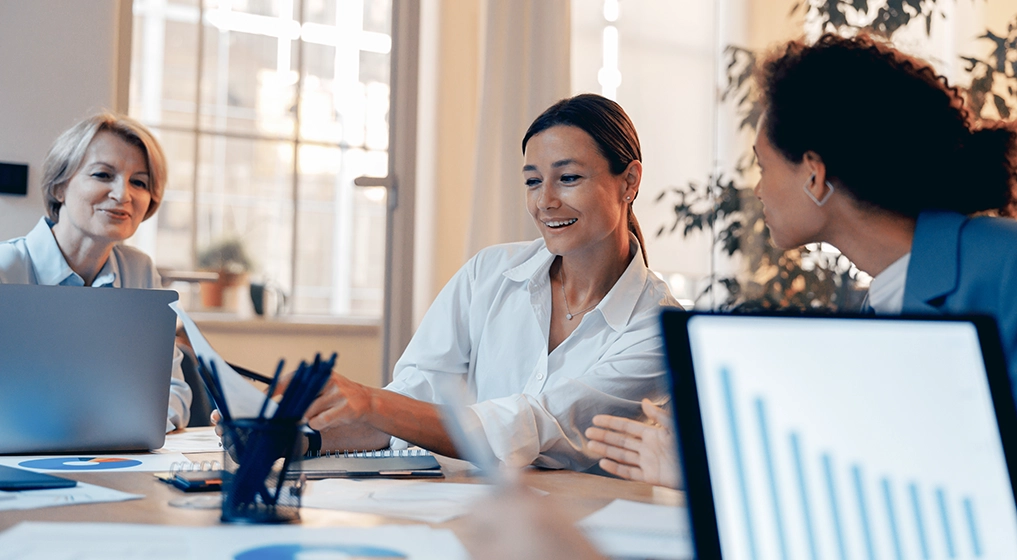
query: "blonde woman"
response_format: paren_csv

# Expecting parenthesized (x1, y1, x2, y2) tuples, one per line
(0, 112, 191, 431)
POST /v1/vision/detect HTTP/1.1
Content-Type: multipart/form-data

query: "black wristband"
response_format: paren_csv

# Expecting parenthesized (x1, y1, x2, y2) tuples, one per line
(305, 429, 322, 455)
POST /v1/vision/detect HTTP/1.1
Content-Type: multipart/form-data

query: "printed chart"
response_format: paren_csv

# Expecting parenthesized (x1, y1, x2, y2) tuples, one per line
(0, 453, 188, 472)
(234, 544, 407, 559)
(18, 457, 142, 471)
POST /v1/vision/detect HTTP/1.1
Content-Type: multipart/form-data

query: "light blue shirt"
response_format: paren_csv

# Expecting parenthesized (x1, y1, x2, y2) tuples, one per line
(0, 217, 192, 431)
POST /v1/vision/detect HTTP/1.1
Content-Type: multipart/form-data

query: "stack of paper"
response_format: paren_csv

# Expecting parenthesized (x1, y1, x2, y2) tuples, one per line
(156, 428, 223, 454)
(301, 478, 494, 523)
(577, 499, 693, 560)
(0, 482, 141, 512)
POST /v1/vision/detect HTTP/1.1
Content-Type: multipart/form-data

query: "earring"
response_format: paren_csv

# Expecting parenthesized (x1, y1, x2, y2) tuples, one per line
(802, 174, 835, 207)
(625, 196, 632, 201)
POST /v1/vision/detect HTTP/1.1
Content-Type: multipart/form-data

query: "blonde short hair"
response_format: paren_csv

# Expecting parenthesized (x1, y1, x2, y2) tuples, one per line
(42, 112, 167, 222)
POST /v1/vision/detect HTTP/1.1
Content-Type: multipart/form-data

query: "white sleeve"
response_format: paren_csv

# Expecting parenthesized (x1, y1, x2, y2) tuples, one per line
(384, 258, 476, 450)
(166, 344, 193, 432)
(385, 259, 475, 403)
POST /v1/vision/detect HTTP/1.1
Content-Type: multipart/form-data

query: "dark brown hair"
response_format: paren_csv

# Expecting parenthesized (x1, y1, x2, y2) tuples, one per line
(522, 93, 648, 265)
(757, 33, 1017, 218)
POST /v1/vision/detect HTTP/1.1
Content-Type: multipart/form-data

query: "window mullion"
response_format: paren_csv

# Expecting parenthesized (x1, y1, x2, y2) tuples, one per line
(190, 0, 207, 268)
(290, 0, 306, 305)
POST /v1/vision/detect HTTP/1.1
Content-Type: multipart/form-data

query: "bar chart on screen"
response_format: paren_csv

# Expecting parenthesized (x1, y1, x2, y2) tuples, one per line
(719, 366, 986, 560)
(687, 316, 1017, 560)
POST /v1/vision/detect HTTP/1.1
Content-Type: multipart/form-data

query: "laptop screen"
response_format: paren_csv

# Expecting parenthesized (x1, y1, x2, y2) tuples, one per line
(677, 314, 1017, 559)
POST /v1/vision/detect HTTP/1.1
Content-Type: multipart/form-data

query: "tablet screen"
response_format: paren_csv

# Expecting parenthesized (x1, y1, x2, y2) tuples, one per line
(687, 315, 1017, 559)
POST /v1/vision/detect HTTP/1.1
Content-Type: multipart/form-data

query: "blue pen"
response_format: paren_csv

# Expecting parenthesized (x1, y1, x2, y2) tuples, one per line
(207, 360, 233, 423)
(258, 359, 285, 420)
(197, 357, 231, 423)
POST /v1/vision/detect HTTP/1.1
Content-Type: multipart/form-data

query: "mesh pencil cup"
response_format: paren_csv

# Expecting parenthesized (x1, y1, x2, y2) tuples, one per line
(220, 418, 305, 524)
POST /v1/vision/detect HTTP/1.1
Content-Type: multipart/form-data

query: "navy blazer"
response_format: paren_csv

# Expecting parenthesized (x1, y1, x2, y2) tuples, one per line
(904, 211, 1017, 397)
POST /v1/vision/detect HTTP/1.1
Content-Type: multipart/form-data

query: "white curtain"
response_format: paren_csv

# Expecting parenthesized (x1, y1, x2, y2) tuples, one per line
(465, 0, 572, 257)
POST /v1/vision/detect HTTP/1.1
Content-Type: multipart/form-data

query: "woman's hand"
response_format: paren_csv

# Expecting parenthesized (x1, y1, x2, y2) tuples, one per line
(585, 399, 681, 489)
(211, 409, 222, 436)
(301, 372, 376, 431)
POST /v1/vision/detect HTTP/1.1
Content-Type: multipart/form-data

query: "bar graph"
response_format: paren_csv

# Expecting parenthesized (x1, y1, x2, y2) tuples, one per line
(717, 366, 985, 560)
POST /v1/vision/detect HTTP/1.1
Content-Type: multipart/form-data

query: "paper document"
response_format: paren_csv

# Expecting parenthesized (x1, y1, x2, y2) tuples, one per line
(157, 427, 223, 454)
(171, 302, 274, 419)
(0, 453, 190, 473)
(0, 522, 469, 560)
(0, 481, 141, 511)
(578, 499, 693, 560)
(301, 479, 495, 523)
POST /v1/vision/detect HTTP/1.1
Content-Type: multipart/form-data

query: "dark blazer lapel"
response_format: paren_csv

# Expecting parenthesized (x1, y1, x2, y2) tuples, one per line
(902, 211, 965, 312)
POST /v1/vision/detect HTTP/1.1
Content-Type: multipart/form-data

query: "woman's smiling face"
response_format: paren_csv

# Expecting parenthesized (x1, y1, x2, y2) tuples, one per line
(53, 130, 152, 246)
(523, 125, 636, 258)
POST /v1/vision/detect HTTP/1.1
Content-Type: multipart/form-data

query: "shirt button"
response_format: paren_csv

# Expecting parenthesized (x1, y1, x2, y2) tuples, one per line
(536, 373, 545, 380)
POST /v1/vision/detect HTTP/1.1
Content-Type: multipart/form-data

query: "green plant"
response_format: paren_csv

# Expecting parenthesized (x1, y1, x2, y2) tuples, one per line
(657, 0, 1008, 311)
(964, 16, 1017, 120)
(197, 237, 253, 274)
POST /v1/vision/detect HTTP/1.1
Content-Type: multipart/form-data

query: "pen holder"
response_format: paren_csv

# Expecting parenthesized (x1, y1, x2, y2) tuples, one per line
(220, 418, 305, 524)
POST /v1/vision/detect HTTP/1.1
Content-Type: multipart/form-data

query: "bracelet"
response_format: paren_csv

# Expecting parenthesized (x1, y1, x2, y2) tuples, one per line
(305, 429, 322, 454)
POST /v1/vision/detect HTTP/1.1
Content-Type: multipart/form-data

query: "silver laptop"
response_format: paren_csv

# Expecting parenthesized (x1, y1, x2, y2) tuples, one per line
(0, 284, 178, 453)
(663, 311, 1017, 559)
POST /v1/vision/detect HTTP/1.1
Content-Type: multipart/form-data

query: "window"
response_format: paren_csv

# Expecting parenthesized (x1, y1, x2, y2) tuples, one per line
(572, 0, 719, 308)
(129, 0, 393, 317)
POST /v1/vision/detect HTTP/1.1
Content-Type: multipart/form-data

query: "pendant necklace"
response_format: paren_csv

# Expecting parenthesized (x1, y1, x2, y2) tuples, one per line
(559, 265, 599, 320)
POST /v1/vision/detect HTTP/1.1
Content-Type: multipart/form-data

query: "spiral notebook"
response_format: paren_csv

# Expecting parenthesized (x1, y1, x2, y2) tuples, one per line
(296, 448, 443, 479)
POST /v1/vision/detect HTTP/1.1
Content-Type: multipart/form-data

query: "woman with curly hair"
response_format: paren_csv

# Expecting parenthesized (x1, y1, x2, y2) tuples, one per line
(754, 32, 1017, 345)
(587, 32, 1017, 490)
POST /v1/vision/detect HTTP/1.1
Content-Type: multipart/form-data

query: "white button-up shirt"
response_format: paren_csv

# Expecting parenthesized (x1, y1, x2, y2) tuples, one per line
(0, 217, 192, 431)
(386, 237, 679, 470)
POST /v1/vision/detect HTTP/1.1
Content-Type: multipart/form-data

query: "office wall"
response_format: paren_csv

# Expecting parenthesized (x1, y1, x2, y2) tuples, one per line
(424, 0, 482, 309)
(0, 0, 125, 240)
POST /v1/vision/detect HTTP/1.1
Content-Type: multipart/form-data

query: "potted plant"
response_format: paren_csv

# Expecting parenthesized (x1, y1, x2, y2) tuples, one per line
(197, 237, 253, 309)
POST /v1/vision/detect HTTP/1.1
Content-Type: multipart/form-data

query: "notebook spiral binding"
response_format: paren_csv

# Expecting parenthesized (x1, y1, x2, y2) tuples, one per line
(170, 460, 223, 474)
(303, 448, 433, 459)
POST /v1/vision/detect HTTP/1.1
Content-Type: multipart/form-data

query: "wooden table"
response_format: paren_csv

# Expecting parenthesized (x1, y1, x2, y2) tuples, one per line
(0, 452, 685, 556)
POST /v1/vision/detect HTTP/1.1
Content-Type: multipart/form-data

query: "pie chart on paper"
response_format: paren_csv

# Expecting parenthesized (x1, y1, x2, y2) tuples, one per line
(18, 457, 143, 471)
(233, 544, 407, 560)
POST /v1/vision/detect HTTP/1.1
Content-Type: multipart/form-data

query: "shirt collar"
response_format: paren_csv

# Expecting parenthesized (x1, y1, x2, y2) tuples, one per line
(503, 235, 650, 332)
(24, 217, 119, 287)
(92, 253, 120, 287)
(598, 242, 650, 331)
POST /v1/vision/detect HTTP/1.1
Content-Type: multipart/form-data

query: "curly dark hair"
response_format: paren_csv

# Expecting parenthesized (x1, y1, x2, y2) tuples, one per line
(757, 33, 1017, 218)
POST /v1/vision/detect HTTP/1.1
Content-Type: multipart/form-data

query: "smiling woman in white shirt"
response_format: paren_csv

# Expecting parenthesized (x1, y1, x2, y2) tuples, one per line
(297, 94, 678, 470)
(0, 112, 192, 432)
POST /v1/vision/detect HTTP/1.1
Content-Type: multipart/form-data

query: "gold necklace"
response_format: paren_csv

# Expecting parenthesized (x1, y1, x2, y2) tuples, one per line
(559, 265, 599, 320)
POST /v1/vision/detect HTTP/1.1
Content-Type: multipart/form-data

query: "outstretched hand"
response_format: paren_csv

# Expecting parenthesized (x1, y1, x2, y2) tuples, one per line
(585, 399, 681, 489)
